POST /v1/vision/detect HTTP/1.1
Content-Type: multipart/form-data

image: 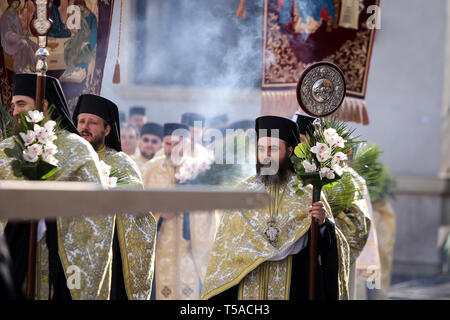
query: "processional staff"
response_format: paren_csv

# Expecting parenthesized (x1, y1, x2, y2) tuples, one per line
(295, 62, 346, 300)
(26, 0, 52, 300)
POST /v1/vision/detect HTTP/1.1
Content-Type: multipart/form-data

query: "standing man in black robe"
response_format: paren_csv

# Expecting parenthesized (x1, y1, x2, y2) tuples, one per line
(73, 94, 156, 300)
(1, 74, 112, 300)
(201, 115, 350, 300)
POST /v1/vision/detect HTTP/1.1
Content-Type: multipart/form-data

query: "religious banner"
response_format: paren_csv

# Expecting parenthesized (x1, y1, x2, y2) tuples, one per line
(260, 0, 379, 124)
(0, 0, 115, 113)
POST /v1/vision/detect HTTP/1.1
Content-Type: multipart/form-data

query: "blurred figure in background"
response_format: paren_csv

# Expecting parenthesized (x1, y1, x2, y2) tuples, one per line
(143, 123, 218, 300)
(181, 112, 206, 146)
(120, 122, 140, 157)
(119, 111, 127, 125)
(128, 106, 147, 132)
(133, 122, 163, 173)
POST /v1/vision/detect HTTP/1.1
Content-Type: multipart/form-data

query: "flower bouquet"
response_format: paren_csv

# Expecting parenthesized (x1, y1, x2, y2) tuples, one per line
(290, 118, 357, 204)
(99, 160, 118, 189)
(4, 108, 60, 180)
(174, 149, 215, 185)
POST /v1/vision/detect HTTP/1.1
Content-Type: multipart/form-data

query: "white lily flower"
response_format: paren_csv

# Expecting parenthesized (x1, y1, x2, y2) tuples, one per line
(302, 160, 317, 173)
(19, 130, 36, 146)
(331, 152, 348, 166)
(33, 124, 51, 144)
(26, 110, 44, 124)
(310, 142, 332, 162)
(334, 136, 346, 148)
(99, 160, 111, 178)
(323, 128, 338, 146)
(28, 143, 43, 156)
(44, 142, 58, 157)
(42, 153, 59, 166)
(44, 120, 57, 132)
(332, 164, 344, 176)
(319, 167, 335, 180)
(23, 144, 42, 163)
(107, 177, 118, 188)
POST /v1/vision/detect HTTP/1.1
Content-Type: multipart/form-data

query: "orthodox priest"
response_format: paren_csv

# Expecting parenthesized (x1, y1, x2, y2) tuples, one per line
(201, 115, 350, 300)
(132, 122, 163, 173)
(152, 112, 208, 160)
(0, 74, 109, 299)
(142, 123, 218, 300)
(73, 94, 157, 300)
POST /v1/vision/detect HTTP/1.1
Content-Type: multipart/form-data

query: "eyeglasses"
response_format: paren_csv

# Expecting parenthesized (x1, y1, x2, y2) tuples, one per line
(143, 137, 160, 144)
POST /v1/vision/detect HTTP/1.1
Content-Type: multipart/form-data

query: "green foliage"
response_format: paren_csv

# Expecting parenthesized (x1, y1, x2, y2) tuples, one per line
(291, 118, 362, 176)
(4, 107, 58, 181)
(0, 103, 18, 140)
(349, 142, 395, 203)
(323, 170, 361, 213)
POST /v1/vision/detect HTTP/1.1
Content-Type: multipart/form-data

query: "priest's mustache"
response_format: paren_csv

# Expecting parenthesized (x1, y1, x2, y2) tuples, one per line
(261, 158, 272, 167)
(81, 130, 92, 137)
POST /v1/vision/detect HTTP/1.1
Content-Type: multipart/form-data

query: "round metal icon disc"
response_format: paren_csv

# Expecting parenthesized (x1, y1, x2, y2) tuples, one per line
(296, 62, 346, 117)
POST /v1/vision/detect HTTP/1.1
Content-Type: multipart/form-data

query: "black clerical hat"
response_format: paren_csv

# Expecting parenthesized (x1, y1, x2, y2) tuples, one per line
(129, 106, 146, 116)
(255, 115, 300, 148)
(141, 122, 163, 139)
(294, 113, 316, 135)
(119, 111, 127, 124)
(163, 123, 189, 137)
(12, 73, 79, 135)
(72, 94, 122, 152)
(207, 114, 229, 128)
(229, 119, 254, 131)
(181, 112, 205, 128)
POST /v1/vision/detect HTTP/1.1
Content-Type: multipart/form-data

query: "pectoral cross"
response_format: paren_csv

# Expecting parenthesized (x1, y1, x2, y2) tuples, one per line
(264, 217, 281, 245)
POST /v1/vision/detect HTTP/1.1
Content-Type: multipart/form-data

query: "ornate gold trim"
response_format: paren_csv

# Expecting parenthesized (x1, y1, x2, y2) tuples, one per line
(285, 255, 292, 299)
(262, 0, 379, 98)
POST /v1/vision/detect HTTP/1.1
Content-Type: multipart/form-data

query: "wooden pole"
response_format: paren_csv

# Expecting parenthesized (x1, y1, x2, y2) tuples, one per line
(309, 184, 322, 300)
(26, 0, 52, 300)
(25, 221, 38, 299)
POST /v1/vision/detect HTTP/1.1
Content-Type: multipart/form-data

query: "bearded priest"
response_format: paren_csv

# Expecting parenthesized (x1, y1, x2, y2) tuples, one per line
(0, 74, 113, 299)
(73, 94, 157, 300)
(201, 115, 350, 300)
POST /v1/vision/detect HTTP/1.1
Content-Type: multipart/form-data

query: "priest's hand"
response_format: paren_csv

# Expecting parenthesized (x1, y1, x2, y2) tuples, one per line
(309, 201, 327, 226)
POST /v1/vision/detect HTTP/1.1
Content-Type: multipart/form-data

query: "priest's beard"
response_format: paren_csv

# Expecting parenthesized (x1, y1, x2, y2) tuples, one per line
(256, 156, 292, 187)
(80, 130, 106, 151)
(141, 151, 155, 160)
(90, 136, 106, 151)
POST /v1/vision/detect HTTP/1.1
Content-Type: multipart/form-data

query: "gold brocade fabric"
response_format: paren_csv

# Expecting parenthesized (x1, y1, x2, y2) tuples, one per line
(36, 236, 50, 300)
(97, 147, 157, 300)
(371, 197, 396, 298)
(201, 175, 350, 300)
(142, 155, 218, 300)
(332, 167, 372, 265)
(0, 130, 114, 300)
(238, 256, 292, 300)
(130, 151, 150, 175)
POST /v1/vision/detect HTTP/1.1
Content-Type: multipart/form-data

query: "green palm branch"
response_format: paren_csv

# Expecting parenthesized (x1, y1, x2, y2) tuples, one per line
(349, 142, 395, 204)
